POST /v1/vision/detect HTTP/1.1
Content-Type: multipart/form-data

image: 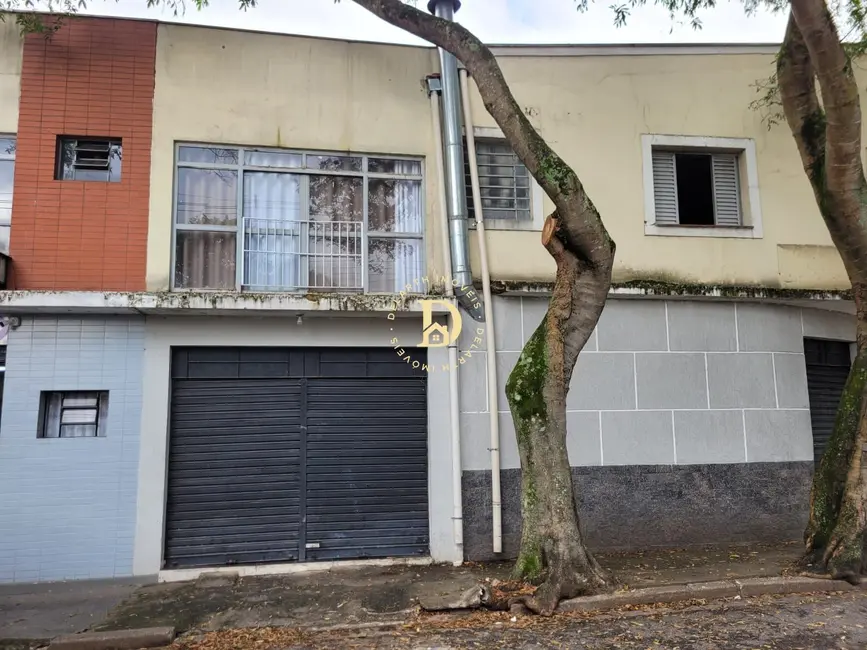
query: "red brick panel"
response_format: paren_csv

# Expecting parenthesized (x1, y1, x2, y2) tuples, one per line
(10, 17, 156, 291)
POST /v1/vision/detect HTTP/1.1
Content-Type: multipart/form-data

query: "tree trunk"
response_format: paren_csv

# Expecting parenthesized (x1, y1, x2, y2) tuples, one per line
(803, 285, 867, 581)
(347, 0, 617, 610)
(507, 216, 612, 614)
(777, 3, 867, 581)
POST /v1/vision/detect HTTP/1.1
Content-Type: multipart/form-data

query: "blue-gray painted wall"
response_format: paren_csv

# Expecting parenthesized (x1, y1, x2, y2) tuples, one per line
(0, 316, 144, 583)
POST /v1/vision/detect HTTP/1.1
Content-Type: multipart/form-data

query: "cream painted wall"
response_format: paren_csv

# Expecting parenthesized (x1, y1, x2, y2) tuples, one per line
(467, 53, 850, 289)
(148, 24, 444, 290)
(0, 20, 22, 135)
(148, 25, 850, 292)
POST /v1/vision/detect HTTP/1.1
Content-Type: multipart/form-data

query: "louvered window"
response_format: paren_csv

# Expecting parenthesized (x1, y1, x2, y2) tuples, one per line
(465, 140, 532, 221)
(56, 137, 122, 182)
(38, 391, 109, 438)
(651, 149, 741, 227)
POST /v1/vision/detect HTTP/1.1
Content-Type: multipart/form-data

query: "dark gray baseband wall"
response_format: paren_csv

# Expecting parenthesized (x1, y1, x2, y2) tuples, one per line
(462, 462, 813, 561)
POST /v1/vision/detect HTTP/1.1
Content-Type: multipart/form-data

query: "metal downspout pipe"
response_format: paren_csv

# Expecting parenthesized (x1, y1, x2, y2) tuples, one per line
(428, 0, 502, 556)
(459, 68, 502, 555)
(428, 0, 484, 322)
(428, 81, 464, 560)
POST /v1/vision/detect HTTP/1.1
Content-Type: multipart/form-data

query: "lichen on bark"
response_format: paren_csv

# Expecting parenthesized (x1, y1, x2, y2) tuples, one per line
(507, 317, 549, 582)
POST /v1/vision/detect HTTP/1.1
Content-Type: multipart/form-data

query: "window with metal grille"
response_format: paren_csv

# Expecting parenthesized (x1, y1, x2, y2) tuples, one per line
(464, 140, 532, 221)
(56, 137, 122, 182)
(651, 150, 741, 227)
(172, 145, 424, 293)
(38, 391, 109, 438)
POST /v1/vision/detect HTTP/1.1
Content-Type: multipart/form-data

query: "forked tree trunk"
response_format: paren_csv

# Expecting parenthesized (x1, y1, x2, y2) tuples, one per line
(507, 217, 612, 613)
(348, 0, 617, 611)
(778, 3, 867, 581)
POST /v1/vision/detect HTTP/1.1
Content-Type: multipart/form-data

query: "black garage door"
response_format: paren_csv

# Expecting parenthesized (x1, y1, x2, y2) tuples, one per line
(164, 347, 428, 569)
(805, 338, 852, 464)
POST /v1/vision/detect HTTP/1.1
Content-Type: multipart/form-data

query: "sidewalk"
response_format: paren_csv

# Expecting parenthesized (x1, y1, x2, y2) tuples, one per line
(0, 542, 802, 645)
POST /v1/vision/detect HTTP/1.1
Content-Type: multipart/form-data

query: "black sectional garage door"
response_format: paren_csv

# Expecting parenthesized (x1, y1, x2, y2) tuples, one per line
(164, 347, 428, 569)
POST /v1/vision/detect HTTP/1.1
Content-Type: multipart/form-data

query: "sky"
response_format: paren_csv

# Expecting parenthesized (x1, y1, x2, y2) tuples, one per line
(77, 0, 790, 46)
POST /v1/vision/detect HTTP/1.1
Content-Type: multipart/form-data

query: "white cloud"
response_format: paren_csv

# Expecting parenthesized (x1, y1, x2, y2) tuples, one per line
(80, 0, 788, 45)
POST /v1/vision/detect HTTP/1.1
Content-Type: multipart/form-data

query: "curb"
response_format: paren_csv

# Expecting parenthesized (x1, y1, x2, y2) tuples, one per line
(48, 627, 175, 650)
(557, 576, 860, 613)
(0, 640, 49, 650)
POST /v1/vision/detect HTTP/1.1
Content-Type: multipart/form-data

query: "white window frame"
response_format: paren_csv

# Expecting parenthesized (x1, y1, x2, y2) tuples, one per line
(170, 143, 426, 293)
(641, 134, 763, 239)
(467, 126, 544, 231)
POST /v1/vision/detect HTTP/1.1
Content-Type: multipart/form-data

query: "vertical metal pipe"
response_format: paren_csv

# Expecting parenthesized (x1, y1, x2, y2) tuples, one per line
(429, 0, 483, 321)
(460, 68, 502, 555)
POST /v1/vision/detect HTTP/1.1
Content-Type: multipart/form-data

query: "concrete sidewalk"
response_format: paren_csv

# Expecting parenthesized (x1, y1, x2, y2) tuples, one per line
(0, 542, 803, 645)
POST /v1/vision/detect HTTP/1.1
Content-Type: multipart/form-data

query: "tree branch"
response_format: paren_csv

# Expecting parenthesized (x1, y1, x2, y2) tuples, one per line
(790, 0, 863, 198)
(349, 0, 614, 268)
(781, 3, 867, 285)
(778, 13, 825, 188)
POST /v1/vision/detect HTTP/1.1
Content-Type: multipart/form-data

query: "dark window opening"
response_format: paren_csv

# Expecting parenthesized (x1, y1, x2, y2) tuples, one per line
(56, 137, 122, 182)
(674, 153, 715, 226)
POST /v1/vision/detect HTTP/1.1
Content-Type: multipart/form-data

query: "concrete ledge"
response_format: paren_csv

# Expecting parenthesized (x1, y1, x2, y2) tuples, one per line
(557, 576, 857, 613)
(49, 627, 175, 650)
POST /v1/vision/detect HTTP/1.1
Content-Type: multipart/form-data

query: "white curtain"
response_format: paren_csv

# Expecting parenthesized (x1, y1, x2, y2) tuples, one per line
(367, 174, 422, 292)
(243, 173, 302, 289)
(175, 168, 237, 289)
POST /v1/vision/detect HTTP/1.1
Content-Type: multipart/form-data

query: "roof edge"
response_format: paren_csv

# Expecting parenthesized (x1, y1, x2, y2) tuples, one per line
(1, 9, 782, 55)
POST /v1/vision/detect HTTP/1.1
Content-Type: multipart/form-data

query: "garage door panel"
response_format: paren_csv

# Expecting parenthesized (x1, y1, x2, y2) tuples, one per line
(305, 375, 428, 560)
(306, 470, 428, 483)
(169, 459, 300, 474)
(168, 498, 301, 514)
(164, 376, 302, 568)
(165, 348, 428, 568)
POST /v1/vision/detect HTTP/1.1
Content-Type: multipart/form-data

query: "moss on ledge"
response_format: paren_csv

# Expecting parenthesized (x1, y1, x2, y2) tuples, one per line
(489, 279, 853, 302)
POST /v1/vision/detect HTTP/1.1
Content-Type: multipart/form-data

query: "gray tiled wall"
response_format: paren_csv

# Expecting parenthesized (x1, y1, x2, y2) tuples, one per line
(0, 316, 144, 583)
(459, 297, 852, 470)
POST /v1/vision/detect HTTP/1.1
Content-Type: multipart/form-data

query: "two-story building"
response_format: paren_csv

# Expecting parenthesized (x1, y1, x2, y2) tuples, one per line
(0, 9, 856, 583)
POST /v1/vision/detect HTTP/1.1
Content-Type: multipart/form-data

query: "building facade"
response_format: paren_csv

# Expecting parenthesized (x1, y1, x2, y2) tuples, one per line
(0, 13, 857, 582)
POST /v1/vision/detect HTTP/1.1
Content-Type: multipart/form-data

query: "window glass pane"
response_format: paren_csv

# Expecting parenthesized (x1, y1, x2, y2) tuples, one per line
(0, 160, 13, 222)
(62, 393, 99, 408)
(368, 179, 422, 234)
(0, 138, 16, 158)
(107, 142, 122, 181)
(243, 173, 302, 222)
(368, 238, 423, 293)
(57, 139, 76, 180)
(178, 146, 239, 165)
(368, 158, 421, 175)
(176, 168, 238, 226)
(60, 424, 97, 438)
(246, 151, 303, 168)
(61, 408, 97, 424)
(41, 392, 63, 438)
(309, 176, 363, 222)
(175, 231, 237, 289)
(307, 155, 362, 172)
(243, 173, 303, 290)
